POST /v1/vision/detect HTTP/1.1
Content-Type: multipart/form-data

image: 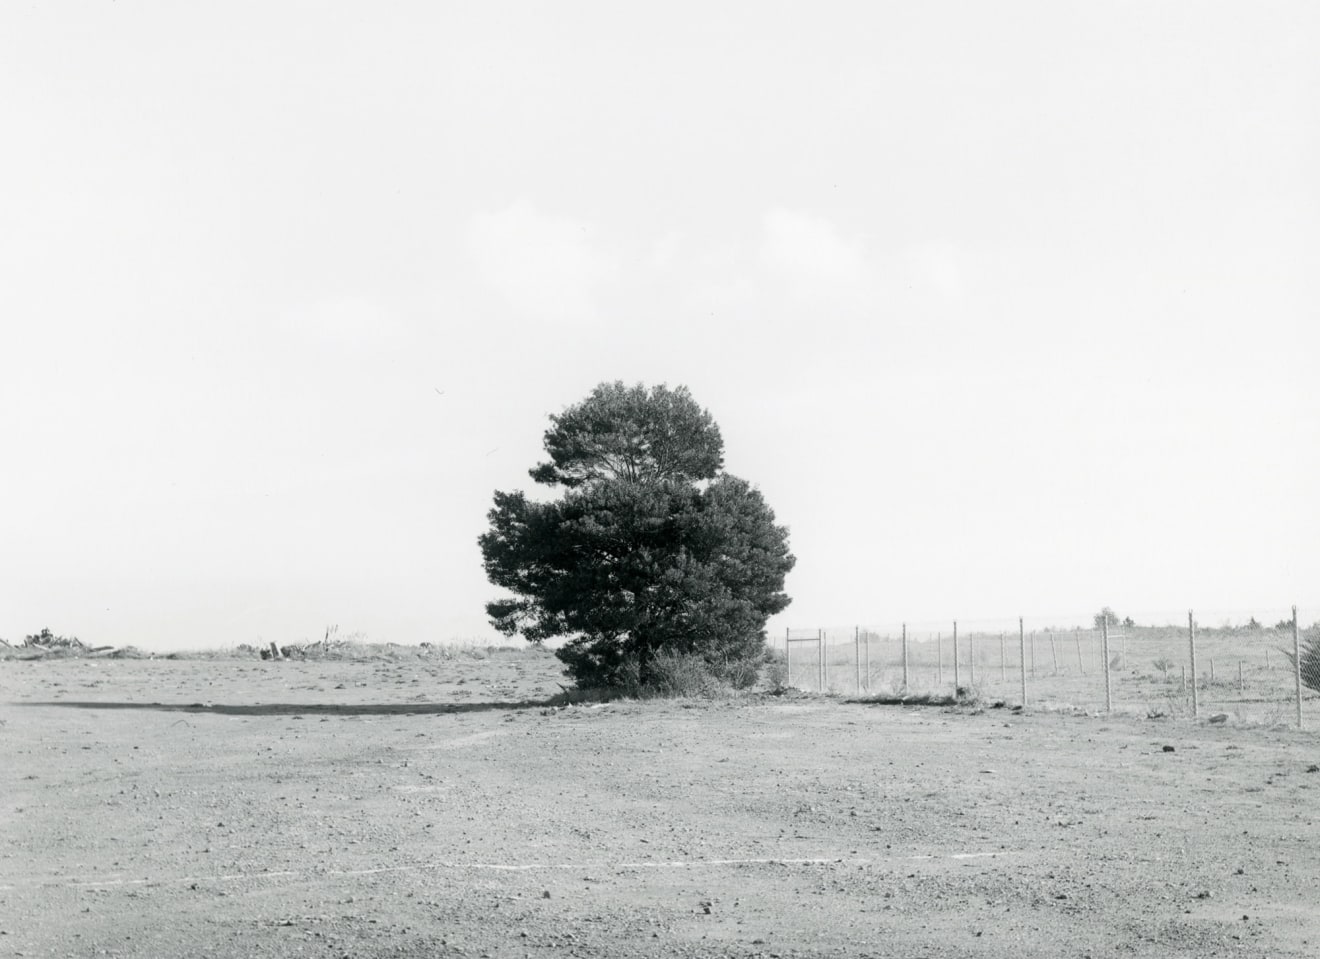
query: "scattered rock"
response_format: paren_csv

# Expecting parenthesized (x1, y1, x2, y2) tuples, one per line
(1208, 714, 1228, 724)
(1162, 745, 1175, 753)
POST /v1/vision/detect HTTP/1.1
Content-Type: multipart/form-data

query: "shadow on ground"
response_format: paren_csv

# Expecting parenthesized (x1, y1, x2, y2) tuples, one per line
(13, 700, 549, 716)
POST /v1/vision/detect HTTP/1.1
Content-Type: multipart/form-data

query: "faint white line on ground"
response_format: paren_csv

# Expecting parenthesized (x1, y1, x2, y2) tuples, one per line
(1, 851, 1017, 891)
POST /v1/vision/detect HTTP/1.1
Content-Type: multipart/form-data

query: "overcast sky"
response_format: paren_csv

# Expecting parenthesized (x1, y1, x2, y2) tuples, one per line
(3, 2, 1317, 650)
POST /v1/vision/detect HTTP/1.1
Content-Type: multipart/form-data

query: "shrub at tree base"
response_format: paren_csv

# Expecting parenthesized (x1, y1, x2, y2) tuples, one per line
(646, 650, 728, 698)
(479, 382, 794, 693)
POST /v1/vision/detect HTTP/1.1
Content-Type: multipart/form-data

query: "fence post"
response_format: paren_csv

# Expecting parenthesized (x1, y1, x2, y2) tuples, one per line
(865, 629, 871, 692)
(855, 626, 861, 696)
(937, 632, 943, 687)
(1294, 605, 1304, 729)
(1019, 617, 1028, 707)
(1101, 617, 1112, 712)
(969, 629, 975, 687)
(1075, 628, 1084, 674)
(1238, 660, 1244, 696)
(953, 621, 960, 694)
(820, 629, 827, 693)
(901, 623, 909, 690)
(999, 632, 1006, 684)
(776, 630, 786, 691)
(815, 629, 821, 692)
(1030, 629, 1036, 678)
(1188, 611, 1199, 719)
(1181, 665, 1186, 695)
(1049, 630, 1058, 675)
(1210, 659, 1215, 683)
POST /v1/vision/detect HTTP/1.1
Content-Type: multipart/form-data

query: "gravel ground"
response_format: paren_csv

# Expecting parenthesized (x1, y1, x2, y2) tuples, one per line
(2, 653, 1318, 958)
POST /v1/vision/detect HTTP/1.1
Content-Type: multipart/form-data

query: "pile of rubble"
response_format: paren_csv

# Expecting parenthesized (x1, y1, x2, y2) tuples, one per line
(0, 628, 138, 659)
(243, 634, 352, 661)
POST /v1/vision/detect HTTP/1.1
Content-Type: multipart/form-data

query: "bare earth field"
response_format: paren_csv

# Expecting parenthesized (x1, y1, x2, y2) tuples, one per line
(2, 651, 1318, 958)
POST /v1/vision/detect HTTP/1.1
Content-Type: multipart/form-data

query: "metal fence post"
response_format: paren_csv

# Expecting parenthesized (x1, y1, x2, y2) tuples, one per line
(969, 629, 975, 687)
(937, 632, 943, 687)
(1019, 617, 1027, 707)
(1294, 605, 1304, 729)
(952, 620, 960, 694)
(1101, 617, 1112, 712)
(785, 627, 790, 689)
(1075, 627, 1084, 674)
(815, 630, 821, 692)
(864, 629, 871, 692)
(819, 629, 826, 693)
(855, 626, 861, 696)
(1188, 611, 1199, 719)
(901, 623, 909, 690)
(999, 631, 1006, 684)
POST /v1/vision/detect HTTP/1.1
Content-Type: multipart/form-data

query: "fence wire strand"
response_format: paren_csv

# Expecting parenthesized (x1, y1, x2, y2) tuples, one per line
(781, 609, 1319, 728)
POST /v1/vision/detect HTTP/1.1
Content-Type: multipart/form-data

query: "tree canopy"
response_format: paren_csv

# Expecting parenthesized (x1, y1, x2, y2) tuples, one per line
(1093, 607, 1121, 629)
(528, 382, 724, 488)
(479, 382, 794, 690)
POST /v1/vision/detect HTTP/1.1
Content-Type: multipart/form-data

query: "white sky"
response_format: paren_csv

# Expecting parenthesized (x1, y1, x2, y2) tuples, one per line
(3, 2, 1317, 650)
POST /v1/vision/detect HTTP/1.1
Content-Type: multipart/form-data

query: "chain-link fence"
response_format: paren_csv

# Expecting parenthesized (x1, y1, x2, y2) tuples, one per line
(782, 608, 1320, 727)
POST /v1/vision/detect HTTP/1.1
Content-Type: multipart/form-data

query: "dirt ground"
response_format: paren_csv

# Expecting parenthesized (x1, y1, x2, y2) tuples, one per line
(2, 651, 1318, 958)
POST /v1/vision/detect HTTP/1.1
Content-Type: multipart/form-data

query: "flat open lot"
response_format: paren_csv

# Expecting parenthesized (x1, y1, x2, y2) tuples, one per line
(2, 652, 1318, 958)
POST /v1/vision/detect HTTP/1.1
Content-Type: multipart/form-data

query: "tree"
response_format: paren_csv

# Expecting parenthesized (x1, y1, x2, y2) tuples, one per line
(479, 382, 795, 690)
(1093, 607, 1121, 629)
(1281, 633, 1320, 695)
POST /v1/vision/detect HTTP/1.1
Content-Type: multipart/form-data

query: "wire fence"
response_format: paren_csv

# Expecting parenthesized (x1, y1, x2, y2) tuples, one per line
(783, 607, 1320, 728)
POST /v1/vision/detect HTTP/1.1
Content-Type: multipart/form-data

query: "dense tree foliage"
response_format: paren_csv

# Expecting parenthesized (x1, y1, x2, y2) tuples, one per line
(1093, 607, 1121, 629)
(528, 380, 724, 488)
(1282, 633, 1320, 694)
(479, 382, 794, 690)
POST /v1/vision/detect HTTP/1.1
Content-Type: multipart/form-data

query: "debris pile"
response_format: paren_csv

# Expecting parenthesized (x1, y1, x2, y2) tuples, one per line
(0, 628, 134, 660)
(255, 628, 351, 661)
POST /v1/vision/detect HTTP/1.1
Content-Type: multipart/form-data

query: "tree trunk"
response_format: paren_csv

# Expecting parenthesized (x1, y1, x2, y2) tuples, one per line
(637, 640, 653, 688)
